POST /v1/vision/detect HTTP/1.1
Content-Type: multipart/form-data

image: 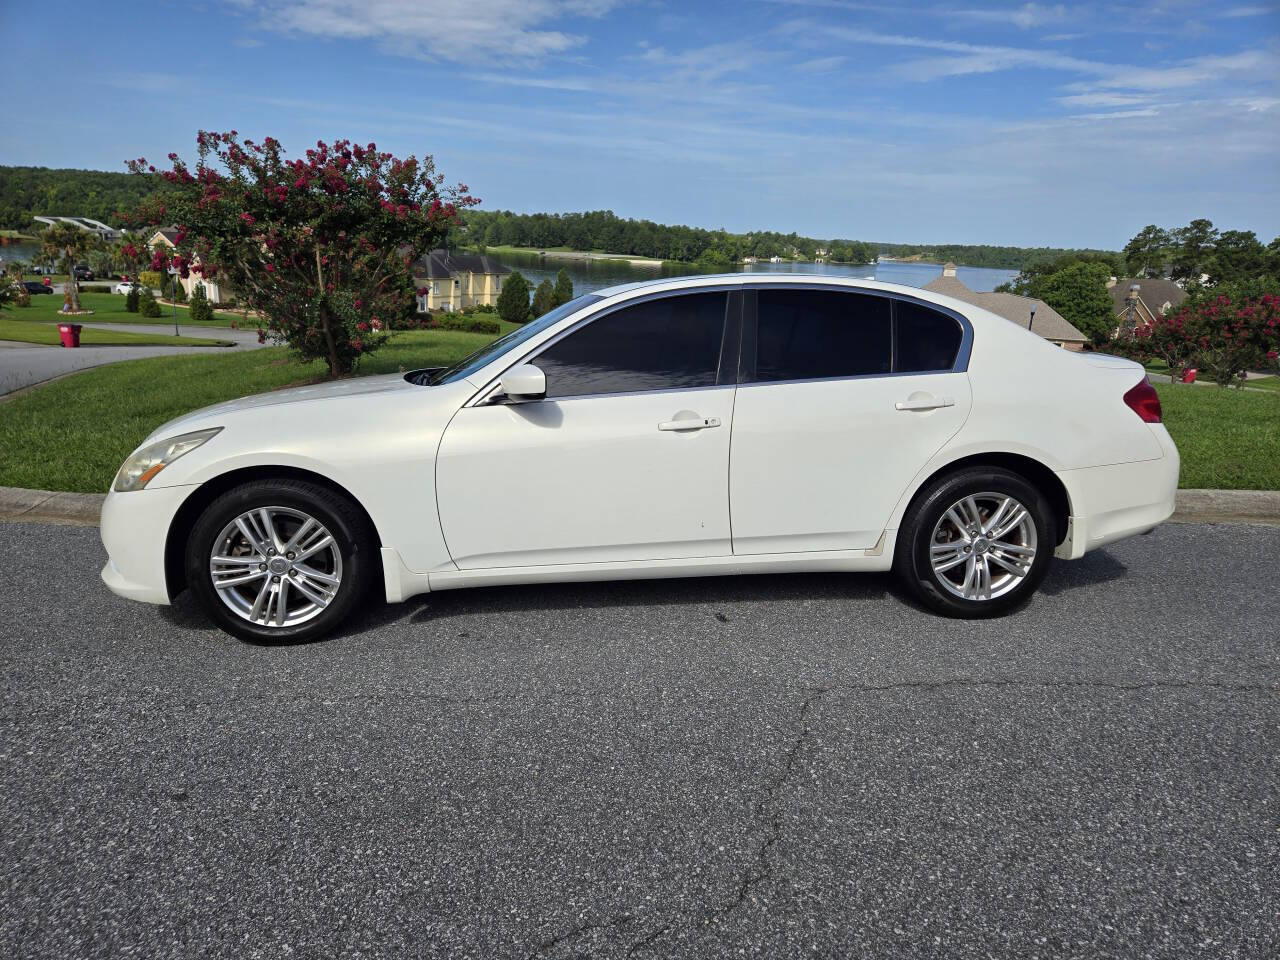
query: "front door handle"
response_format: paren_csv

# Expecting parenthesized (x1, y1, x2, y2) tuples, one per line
(895, 396, 954, 412)
(658, 416, 721, 431)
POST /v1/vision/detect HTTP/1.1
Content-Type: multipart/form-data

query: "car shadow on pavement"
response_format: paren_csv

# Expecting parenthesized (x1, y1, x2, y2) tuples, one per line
(154, 549, 1131, 644)
(1037, 548, 1129, 595)
(405, 571, 903, 625)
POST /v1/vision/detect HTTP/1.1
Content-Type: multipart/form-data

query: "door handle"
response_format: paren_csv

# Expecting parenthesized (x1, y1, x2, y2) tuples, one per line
(658, 416, 721, 431)
(895, 396, 954, 412)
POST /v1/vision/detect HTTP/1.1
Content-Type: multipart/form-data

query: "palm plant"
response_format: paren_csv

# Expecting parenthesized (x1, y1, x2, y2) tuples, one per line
(40, 222, 91, 311)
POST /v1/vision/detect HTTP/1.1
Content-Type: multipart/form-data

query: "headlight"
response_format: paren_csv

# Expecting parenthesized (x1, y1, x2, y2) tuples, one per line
(113, 428, 222, 492)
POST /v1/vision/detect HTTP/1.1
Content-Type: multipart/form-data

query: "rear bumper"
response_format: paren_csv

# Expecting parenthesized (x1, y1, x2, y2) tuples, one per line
(1057, 424, 1179, 560)
(99, 484, 195, 605)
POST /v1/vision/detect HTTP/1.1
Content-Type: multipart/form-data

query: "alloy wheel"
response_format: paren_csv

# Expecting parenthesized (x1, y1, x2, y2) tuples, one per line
(208, 506, 343, 628)
(928, 492, 1038, 602)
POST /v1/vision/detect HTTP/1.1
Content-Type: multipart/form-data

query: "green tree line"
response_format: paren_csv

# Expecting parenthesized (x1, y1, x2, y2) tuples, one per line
(0, 165, 169, 230)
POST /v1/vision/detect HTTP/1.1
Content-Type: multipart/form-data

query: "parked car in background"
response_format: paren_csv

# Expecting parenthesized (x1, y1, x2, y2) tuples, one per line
(73, 265, 94, 281)
(100, 275, 1180, 642)
(113, 280, 141, 295)
(23, 281, 54, 294)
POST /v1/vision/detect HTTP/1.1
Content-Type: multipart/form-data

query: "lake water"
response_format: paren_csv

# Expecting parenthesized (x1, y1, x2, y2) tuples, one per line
(1, 238, 1019, 293)
(487, 250, 1018, 295)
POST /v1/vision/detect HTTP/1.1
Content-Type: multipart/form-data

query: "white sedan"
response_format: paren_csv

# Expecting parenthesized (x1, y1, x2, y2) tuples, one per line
(101, 275, 1179, 642)
(113, 281, 141, 295)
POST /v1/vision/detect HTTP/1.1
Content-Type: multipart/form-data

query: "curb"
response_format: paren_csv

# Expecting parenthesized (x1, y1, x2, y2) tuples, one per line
(2, 485, 1279, 529)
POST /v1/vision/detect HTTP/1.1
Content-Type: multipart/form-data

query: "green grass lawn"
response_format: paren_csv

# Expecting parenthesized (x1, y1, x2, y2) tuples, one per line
(0, 329, 1275, 493)
(1153, 383, 1280, 489)
(0, 316, 229, 347)
(0, 328, 510, 492)
(7, 291, 245, 328)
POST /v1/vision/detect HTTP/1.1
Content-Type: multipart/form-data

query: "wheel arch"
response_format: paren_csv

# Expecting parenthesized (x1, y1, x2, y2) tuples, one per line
(893, 451, 1073, 548)
(163, 465, 383, 600)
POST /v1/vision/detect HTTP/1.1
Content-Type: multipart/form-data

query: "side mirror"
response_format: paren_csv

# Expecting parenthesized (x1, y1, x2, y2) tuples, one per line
(497, 363, 546, 402)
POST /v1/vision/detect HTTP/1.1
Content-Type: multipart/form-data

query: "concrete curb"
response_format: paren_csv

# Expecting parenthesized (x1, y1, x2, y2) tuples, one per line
(2, 484, 1279, 529)
(0, 487, 106, 526)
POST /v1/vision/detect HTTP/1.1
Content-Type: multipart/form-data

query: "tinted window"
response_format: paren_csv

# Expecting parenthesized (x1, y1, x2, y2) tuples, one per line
(754, 289, 891, 382)
(432, 294, 602, 385)
(896, 301, 963, 372)
(536, 292, 727, 399)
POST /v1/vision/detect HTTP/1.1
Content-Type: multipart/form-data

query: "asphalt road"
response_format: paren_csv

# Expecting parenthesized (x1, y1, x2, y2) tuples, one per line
(0, 326, 264, 396)
(2, 521, 1277, 959)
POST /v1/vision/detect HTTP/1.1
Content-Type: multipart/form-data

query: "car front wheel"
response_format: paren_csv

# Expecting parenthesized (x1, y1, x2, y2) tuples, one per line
(894, 467, 1055, 618)
(185, 480, 378, 643)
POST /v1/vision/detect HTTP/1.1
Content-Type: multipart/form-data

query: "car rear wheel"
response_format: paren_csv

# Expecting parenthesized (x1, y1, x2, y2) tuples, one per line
(185, 480, 378, 643)
(894, 466, 1055, 618)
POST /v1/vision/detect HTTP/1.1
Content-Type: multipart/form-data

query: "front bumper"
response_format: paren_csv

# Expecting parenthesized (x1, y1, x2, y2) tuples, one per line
(99, 484, 196, 605)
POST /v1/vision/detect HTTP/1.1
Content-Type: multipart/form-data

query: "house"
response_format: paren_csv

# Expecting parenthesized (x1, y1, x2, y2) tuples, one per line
(411, 249, 510, 312)
(147, 228, 228, 304)
(1108, 277, 1187, 336)
(923, 263, 1088, 350)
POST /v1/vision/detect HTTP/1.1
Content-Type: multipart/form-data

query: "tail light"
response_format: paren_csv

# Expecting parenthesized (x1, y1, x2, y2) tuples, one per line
(1123, 376, 1162, 423)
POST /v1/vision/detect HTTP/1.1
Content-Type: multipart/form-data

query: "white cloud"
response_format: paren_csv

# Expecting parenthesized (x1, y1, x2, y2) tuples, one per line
(231, 0, 619, 60)
(957, 3, 1070, 29)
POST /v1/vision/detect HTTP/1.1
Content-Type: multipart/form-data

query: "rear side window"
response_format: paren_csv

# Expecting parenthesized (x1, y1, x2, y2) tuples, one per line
(754, 289, 891, 382)
(535, 291, 728, 399)
(895, 301, 963, 372)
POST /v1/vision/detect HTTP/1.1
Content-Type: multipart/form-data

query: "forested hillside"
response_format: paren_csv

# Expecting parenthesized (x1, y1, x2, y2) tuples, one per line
(0, 166, 161, 230)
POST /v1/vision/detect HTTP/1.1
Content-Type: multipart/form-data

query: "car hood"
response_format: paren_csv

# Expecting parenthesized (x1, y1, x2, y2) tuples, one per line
(147, 372, 421, 441)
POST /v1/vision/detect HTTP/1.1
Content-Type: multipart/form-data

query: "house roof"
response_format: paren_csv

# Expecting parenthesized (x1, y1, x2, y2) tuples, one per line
(1109, 278, 1186, 316)
(150, 227, 181, 245)
(922, 274, 1088, 343)
(411, 248, 511, 281)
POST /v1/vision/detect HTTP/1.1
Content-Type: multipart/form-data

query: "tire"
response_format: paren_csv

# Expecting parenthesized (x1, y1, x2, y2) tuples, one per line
(893, 466, 1055, 618)
(185, 479, 378, 643)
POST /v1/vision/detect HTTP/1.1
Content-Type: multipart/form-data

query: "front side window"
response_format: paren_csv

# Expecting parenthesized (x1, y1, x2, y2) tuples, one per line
(431, 294, 603, 386)
(753, 289, 891, 382)
(535, 292, 728, 399)
(895, 301, 963, 372)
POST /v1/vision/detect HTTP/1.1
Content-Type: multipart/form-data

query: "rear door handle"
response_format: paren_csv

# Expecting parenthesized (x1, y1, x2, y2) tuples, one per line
(658, 416, 721, 431)
(895, 396, 954, 412)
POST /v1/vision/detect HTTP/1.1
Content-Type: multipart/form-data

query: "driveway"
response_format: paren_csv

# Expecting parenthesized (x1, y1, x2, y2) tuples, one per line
(1, 521, 1276, 958)
(0, 325, 265, 396)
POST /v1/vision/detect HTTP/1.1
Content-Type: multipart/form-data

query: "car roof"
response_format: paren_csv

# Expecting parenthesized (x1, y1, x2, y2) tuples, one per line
(591, 272, 974, 313)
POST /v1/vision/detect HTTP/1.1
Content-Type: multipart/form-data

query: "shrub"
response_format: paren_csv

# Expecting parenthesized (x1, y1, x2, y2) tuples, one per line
(189, 283, 214, 323)
(496, 270, 531, 324)
(429, 312, 501, 334)
(1127, 293, 1280, 386)
(553, 268, 573, 307)
(79, 283, 112, 293)
(531, 278, 556, 317)
(125, 286, 140, 312)
(139, 287, 162, 317)
(138, 270, 163, 291)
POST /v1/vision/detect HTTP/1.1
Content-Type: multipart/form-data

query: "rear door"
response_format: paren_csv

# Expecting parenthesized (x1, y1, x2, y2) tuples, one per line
(729, 287, 973, 554)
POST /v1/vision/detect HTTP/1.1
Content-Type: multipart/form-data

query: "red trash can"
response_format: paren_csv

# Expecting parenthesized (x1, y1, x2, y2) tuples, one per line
(57, 323, 83, 348)
(1181, 367, 1197, 384)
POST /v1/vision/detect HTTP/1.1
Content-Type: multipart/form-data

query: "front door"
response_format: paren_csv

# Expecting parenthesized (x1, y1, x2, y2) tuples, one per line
(729, 288, 973, 554)
(436, 290, 739, 569)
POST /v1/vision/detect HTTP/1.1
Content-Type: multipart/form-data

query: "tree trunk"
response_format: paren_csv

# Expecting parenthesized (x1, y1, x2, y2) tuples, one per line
(315, 247, 341, 377)
(65, 248, 81, 311)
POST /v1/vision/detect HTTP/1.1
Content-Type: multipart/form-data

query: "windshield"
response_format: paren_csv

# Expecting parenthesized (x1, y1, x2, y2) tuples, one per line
(429, 294, 604, 385)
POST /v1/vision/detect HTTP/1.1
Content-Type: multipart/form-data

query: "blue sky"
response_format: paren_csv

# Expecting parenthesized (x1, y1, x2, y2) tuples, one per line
(3, 1, 1278, 248)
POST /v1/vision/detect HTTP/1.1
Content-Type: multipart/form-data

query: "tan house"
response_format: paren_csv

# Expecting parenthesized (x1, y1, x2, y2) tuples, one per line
(147, 228, 228, 304)
(924, 263, 1088, 350)
(1108, 277, 1187, 336)
(412, 249, 510, 313)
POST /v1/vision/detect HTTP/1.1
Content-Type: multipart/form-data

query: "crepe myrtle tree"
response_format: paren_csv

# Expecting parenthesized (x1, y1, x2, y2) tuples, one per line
(125, 132, 476, 376)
